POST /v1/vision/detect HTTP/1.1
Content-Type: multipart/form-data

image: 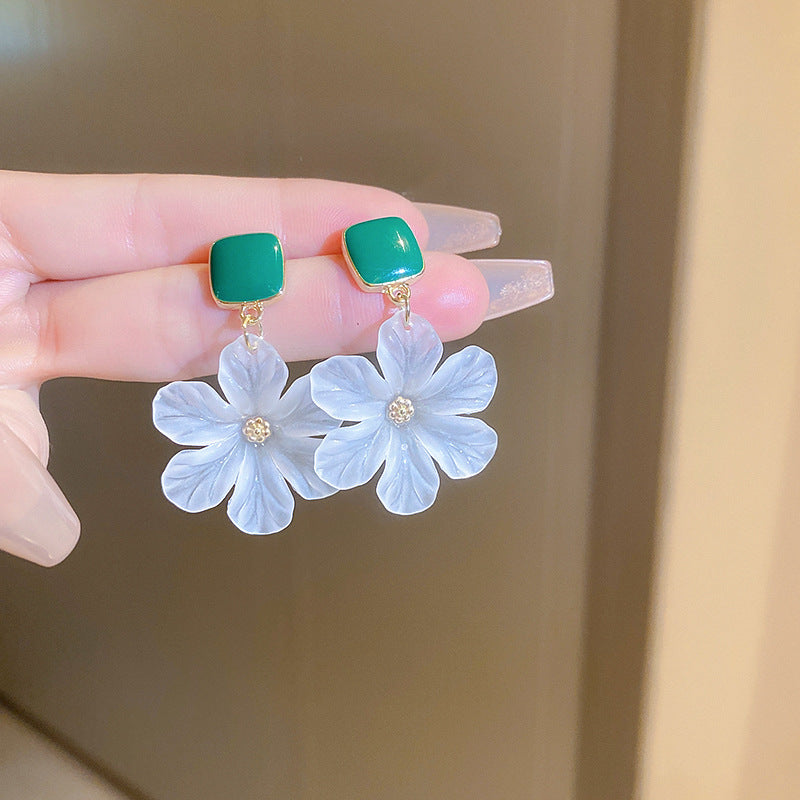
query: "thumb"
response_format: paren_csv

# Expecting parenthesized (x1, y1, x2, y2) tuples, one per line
(0, 388, 80, 566)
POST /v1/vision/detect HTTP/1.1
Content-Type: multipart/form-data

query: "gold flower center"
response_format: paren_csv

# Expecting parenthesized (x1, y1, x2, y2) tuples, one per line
(243, 416, 271, 443)
(387, 396, 414, 425)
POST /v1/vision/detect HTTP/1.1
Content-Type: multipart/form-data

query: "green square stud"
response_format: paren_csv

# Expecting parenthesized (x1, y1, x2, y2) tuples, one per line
(342, 216, 424, 291)
(209, 233, 285, 306)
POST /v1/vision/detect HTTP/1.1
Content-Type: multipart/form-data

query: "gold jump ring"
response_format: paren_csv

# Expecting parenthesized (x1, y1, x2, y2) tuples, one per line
(386, 284, 411, 326)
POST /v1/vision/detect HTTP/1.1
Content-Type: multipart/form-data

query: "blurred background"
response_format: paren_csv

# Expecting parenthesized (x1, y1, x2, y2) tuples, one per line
(0, 1, 798, 799)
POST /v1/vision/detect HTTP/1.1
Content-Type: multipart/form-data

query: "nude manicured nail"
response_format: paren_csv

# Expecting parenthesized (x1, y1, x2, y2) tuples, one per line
(471, 259, 554, 320)
(0, 423, 80, 567)
(414, 202, 502, 254)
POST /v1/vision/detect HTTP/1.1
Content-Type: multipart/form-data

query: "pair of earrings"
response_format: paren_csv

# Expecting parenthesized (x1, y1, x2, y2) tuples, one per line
(152, 216, 498, 535)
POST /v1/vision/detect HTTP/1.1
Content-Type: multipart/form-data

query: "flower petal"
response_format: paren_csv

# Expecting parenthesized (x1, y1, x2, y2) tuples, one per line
(310, 355, 390, 421)
(271, 374, 341, 436)
(161, 437, 242, 512)
(414, 414, 498, 479)
(313, 416, 391, 490)
(227, 444, 294, 535)
(269, 434, 337, 500)
(153, 380, 241, 445)
(376, 312, 443, 395)
(376, 427, 440, 515)
(417, 345, 497, 415)
(218, 335, 289, 416)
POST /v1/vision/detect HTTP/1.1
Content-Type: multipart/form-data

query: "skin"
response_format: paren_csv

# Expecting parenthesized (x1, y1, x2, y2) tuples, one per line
(0, 172, 489, 561)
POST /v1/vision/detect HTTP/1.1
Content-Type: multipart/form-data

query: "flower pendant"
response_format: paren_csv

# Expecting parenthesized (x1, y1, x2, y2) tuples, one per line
(152, 335, 340, 534)
(310, 311, 498, 515)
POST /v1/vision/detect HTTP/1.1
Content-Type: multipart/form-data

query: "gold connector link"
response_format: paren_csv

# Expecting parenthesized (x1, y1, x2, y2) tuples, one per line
(385, 283, 411, 326)
(239, 301, 264, 351)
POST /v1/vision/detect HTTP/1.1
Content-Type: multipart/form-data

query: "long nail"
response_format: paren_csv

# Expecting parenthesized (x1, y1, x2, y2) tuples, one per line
(0, 422, 80, 567)
(414, 202, 502, 254)
(471, 259, 554, 320)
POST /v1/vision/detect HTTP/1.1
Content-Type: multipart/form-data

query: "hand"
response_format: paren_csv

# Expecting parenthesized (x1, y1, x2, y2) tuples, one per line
(0, 171, 550, 566)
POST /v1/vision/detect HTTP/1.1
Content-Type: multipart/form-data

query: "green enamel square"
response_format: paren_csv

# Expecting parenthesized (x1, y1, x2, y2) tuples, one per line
(209, 233, 284, 305)
(342, 216, 424, 290)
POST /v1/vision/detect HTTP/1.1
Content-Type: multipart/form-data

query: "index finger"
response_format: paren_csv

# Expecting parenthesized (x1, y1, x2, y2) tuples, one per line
(0, 172, 428, 281)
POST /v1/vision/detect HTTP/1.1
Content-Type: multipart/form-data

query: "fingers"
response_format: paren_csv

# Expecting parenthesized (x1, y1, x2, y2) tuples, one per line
(0, 389, 79, 567)
(0, 386, 49, 463)
(0, 173, 427, 281)
(28, 252, 489, 382)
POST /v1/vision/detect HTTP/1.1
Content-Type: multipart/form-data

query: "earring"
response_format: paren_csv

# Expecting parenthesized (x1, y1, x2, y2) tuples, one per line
(152, 233, 340, 535)
(310, 217, 498, 515)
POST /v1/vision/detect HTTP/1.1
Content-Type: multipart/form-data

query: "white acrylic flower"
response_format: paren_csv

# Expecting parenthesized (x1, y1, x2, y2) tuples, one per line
(310, 312, 498, 515)
(152, 335, 340, 535)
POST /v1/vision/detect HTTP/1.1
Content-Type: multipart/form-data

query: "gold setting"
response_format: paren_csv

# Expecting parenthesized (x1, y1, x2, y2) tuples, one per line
(387, 396, 414, 425)
(243, 416, 271, 443)
(210, 283, 285, 309)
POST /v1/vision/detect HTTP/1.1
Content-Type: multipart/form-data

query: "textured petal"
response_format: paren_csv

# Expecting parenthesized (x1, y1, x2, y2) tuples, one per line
(376, 427, 440, 515)
(161, 437, 242, 512)
(414, 414, 498, 479)
(376, 312, 443, 395)
(417, 345, 497, 415)
(271, 374, 341, 437)
(153, 381, 241, 445)
(310, 356, 390, 421)
(218, 335, 289, 416)
(313, 416, 391, 490)
(269, 434, 337, 500)
(227, 444, 294, 535)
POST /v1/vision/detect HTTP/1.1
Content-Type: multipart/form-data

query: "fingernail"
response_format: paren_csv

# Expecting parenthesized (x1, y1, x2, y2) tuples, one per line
(471, 259, 555, 320)
(414, 202, 502, 254)
(0, 423, 80, 567)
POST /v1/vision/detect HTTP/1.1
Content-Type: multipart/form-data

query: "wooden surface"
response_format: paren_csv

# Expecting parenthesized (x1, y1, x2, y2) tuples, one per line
(575, 2, 695, 798)
(0, 1, 617, 798)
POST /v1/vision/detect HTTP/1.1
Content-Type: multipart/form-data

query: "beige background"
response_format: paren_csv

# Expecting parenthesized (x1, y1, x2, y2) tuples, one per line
(0, 708, 127, 800)
(0, 1, 619, 799)
(639, 2, 800, 798)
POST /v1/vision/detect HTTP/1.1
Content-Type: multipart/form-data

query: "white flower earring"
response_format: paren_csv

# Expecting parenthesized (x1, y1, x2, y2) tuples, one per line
(152, 233, 340, 534)
(310, 217, 499, 515)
